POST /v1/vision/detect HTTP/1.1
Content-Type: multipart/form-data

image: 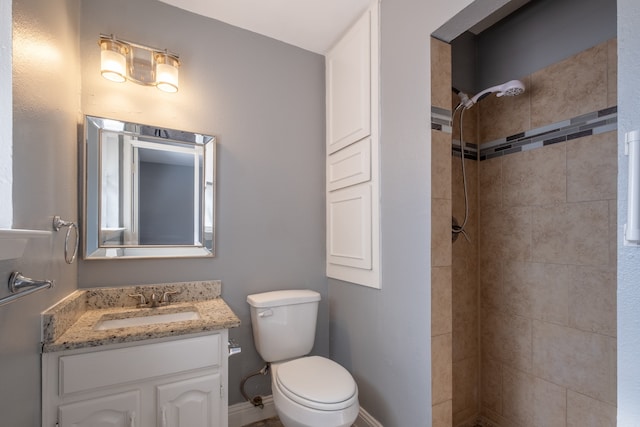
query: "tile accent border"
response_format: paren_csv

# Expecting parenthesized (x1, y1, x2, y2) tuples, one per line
(479, 106, 617, 160)
(432, 106, 453, 133)
(453, 139, 478, 160)
(431, 105, 618, 162)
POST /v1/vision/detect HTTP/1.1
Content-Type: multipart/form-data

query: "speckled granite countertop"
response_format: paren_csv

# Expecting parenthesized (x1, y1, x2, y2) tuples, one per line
(42, 280, 240, 353)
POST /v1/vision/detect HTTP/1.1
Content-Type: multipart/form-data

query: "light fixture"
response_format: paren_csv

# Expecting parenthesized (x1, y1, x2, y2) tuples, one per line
(155, 52, 180, 93)
(98, 34, 181, 93)
(99, 37, 127, 82)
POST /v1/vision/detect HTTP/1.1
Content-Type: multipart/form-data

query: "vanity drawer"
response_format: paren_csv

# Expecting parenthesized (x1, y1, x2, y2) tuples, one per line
(59, 334, 221, 396)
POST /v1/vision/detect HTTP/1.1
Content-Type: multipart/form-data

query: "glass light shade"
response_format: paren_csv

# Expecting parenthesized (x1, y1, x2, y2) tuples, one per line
(155, 54, 179, 93)
(100, 40, 126, 83)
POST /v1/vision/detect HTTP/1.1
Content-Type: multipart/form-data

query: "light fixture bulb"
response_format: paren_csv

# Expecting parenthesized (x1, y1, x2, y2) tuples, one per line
(155, 53, 180, 93)
(100, 39, 126, 83)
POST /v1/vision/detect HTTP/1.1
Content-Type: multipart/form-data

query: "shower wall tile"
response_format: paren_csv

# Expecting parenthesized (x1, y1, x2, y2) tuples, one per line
(481, 357, 503, 415)
(502, 262, 568, 325)
(607, 39, 617, 108)
(566, 131, 617, 202)
(609, 200, 617, 269)
(431, 38, 452, 110)
(567, 265, 616, 336)
(479, 157, 502, 212)
(453, 98, 479, 145)
(482, 408, 515, 427)
(531, 201, 609, 266)
(431, 198, 452, 267)
(431, 36, 454, 427)
(479, 75, 531, 144)
(479, 259, 502, 310)
(453, 259, 478, 324)
(476, 39, 618, 426)
(432, 266, 452, 336)
(567, 390, 617, 427)
(453, 356, 479, 421)
(502, 143, 566, 207)
(453, 310, 478, 362)
(432, 332, 453, 405)
(480, 206, 531, 262)
(482, 311, 532, 371)
(532, 320, 617, 404)
(502, 366, 566, 427)
(452, 154, 478, 226)
(530, 43, 608, 129)
(432, 130, 453, 200)
(432, 399, 453, 427)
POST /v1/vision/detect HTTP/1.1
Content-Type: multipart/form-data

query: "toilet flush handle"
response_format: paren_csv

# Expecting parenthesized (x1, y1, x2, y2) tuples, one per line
(258, 309, 273, 318)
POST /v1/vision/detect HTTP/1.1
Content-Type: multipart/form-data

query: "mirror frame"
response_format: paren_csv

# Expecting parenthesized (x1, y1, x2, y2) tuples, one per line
(83, 115, 216, 259)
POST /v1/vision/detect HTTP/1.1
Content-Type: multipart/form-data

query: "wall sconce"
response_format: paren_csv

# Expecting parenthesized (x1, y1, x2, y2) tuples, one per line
(99, 34, 180, 93)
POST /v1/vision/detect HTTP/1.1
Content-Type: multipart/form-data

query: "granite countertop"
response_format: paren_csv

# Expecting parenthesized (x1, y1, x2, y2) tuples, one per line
(42, 280, 240, 353)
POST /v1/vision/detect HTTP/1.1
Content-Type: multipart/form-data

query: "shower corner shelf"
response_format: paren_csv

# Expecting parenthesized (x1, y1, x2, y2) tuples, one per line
(0, 228, 52, 260)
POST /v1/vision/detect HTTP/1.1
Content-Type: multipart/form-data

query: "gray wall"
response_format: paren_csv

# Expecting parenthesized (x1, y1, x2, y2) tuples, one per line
(453, 0, 617, 92)
(617, 0, 640, 423)
(76, 0, 327, 404)
(0, 0, 80, 424)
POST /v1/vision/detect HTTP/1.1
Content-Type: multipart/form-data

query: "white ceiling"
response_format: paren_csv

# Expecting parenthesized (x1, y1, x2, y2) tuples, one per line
(158, 0, 372, 54)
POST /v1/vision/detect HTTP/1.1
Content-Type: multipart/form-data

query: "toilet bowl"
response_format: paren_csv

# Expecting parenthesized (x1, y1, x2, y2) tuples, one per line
(247, 290, 360, 427)
(271, 357, 359, 427)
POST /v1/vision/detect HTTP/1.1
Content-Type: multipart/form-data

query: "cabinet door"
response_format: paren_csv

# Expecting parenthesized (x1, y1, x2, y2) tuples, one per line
(157, 373, 221, 427)
(327, 138, 371, 192)
(327, 184, 372, 269)
(58, 390, 140, 427)
(326, 7, 372, 154)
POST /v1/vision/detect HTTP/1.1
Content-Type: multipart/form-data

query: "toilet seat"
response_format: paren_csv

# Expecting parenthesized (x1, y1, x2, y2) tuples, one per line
(274, 356, 358, 411)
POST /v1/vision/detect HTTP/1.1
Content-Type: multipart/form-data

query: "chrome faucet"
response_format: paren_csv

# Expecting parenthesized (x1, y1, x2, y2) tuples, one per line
(149, 293, 161, 308)
(128, 290, 179, 308)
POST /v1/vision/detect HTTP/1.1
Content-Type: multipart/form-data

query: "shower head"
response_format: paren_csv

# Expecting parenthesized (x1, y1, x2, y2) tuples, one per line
(467, 79, 525, 108)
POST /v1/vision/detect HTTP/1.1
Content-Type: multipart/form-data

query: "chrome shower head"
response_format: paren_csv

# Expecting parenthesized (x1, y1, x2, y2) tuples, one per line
(467, 79, 525, 108)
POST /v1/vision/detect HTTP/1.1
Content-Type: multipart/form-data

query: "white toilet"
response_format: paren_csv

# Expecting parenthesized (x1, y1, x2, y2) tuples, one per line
(247, 289, 359, 427)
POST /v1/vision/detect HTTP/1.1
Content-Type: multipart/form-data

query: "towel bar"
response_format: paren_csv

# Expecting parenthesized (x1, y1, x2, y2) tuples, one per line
(0, 272, 54, 308)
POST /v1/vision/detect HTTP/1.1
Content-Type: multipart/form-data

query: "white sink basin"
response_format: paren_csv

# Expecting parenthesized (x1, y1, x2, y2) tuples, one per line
(94, 310, 200, 330)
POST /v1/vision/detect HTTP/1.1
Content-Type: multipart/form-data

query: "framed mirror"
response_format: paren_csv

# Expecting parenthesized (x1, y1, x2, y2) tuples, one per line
(83, 115, 216, 259)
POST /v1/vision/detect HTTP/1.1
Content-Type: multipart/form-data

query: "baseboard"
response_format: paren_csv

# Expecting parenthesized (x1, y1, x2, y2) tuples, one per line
(228, 395, 277, 427)
(228, 395, 383, 427)
(354, 406, 384, 427)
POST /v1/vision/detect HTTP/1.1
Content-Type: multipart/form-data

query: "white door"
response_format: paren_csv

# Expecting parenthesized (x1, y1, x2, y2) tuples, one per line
(58, 390, 141, 427)
(157, 373, 221, 427)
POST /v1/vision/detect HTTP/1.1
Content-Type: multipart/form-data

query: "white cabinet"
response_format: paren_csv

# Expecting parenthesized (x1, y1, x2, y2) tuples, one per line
(326, 8, 372, 154)
(58, 390, 140, 427)
(43, 332, 228, 427)
(325, 1, 380, 288)
(157, 374, 221, 427)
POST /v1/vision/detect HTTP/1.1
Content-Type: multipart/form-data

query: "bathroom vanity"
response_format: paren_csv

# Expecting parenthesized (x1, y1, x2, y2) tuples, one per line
(41, 281, 240, 427)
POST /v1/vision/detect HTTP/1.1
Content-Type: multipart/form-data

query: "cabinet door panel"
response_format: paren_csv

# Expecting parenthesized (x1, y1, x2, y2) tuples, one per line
(327, 184, 372, 269)
(326, 8, 371, 154)
(327, 138, 371, 191)
(157, 373, 221, 427)
(58, 390, 140, 427)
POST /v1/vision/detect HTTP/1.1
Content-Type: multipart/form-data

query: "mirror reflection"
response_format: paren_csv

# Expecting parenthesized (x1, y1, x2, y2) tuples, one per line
(84, 116, 216, 259)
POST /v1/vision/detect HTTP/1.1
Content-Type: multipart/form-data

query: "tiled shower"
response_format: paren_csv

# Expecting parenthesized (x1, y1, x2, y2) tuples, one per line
(430, 36, 617, 427)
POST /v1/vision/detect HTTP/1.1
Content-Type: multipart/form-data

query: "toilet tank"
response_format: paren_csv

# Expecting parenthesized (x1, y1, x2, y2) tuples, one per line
(247, 290, 321, 363)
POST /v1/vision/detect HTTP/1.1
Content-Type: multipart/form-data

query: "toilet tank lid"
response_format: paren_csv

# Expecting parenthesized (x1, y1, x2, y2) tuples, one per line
(247, 289, 320, 308)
